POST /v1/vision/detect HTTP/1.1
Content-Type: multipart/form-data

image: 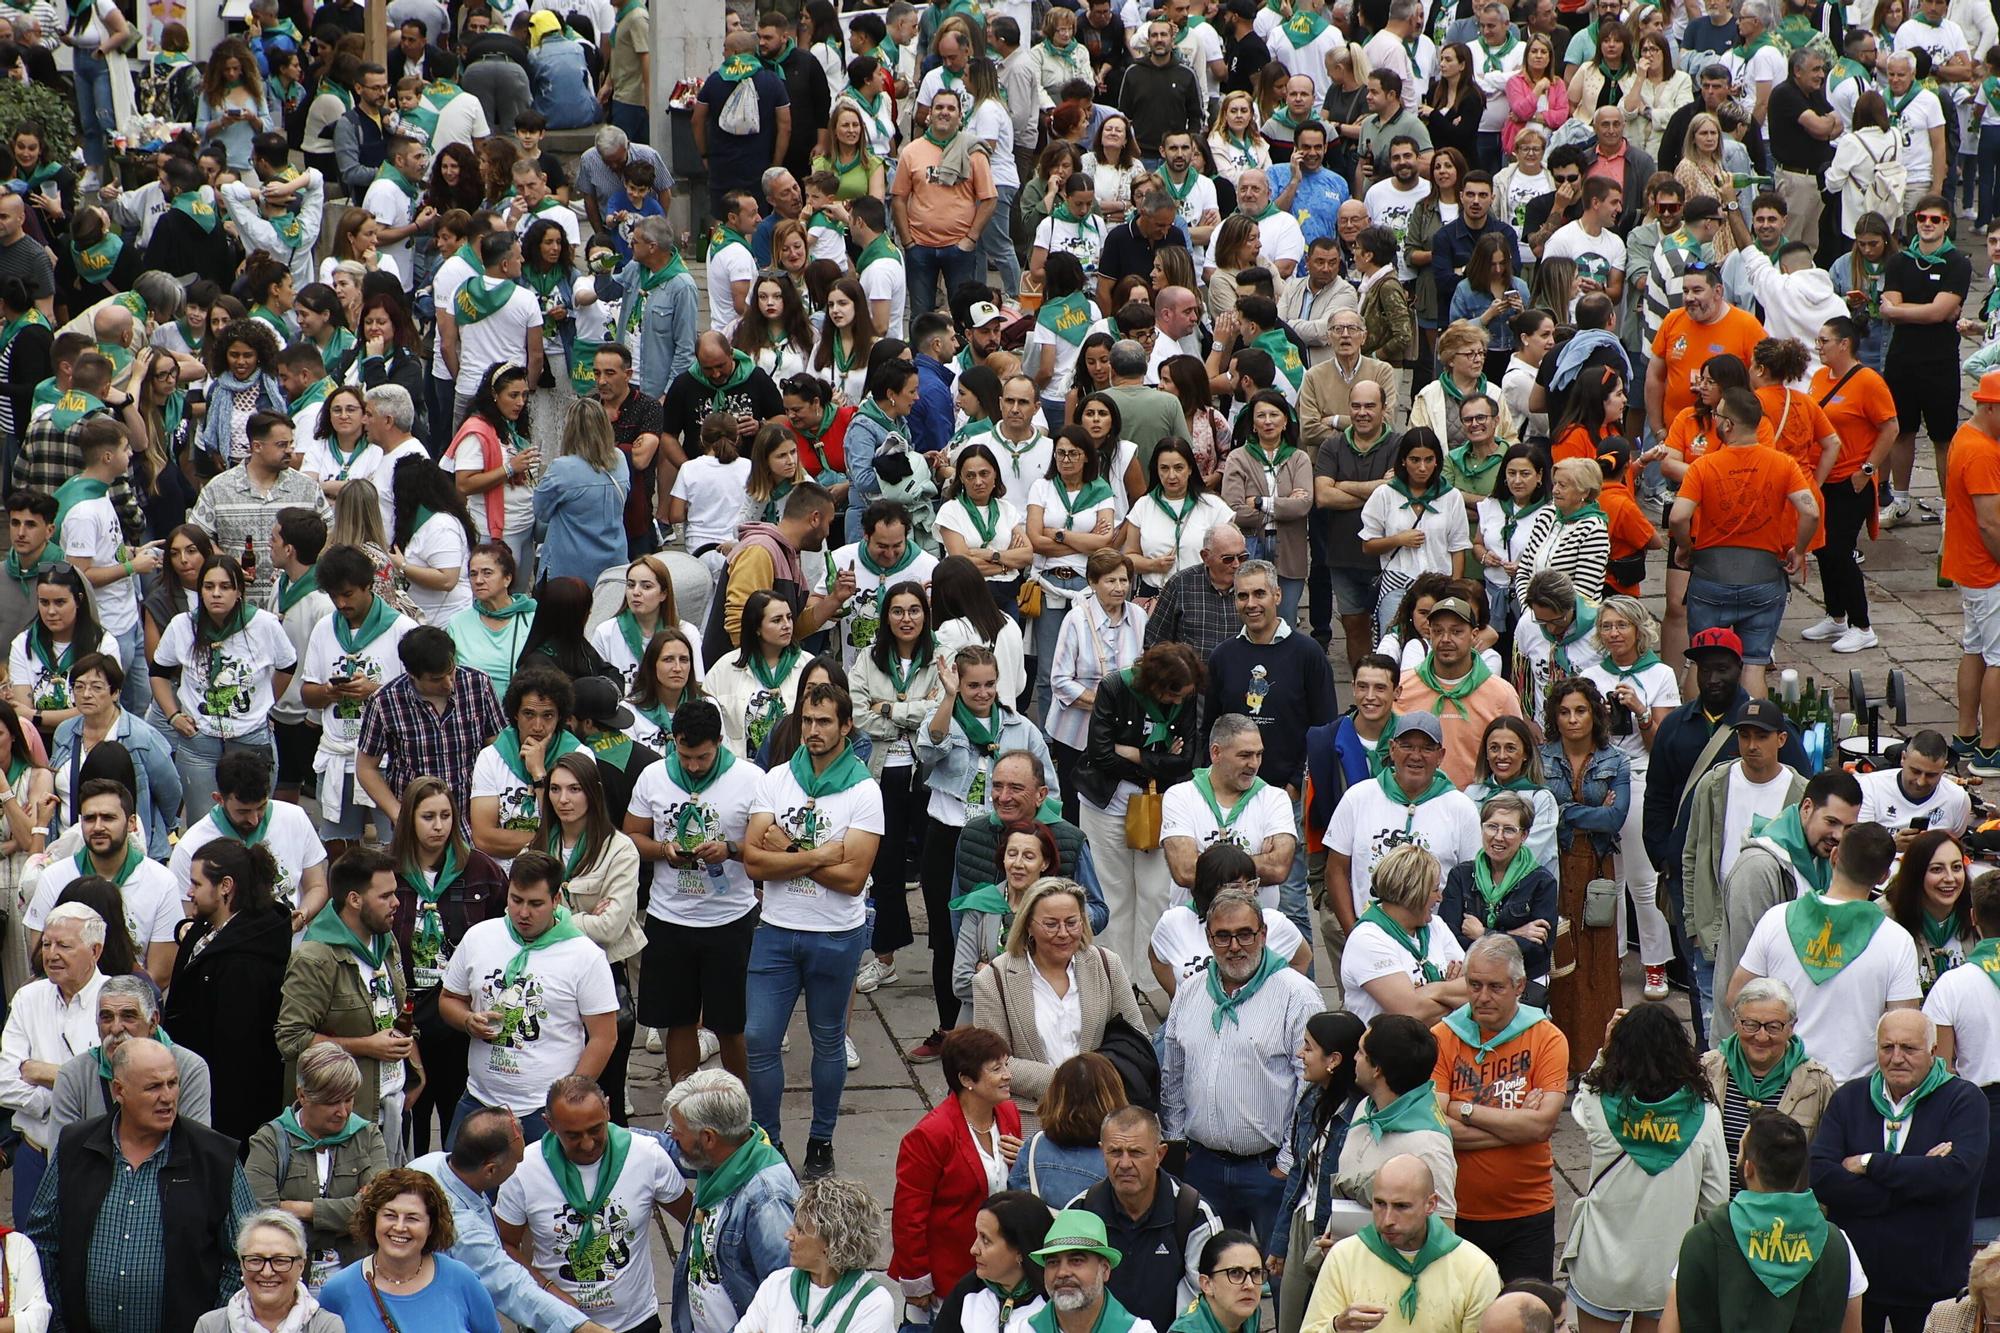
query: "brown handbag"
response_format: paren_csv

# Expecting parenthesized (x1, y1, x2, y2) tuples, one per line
(1124, 781, 1163, 850)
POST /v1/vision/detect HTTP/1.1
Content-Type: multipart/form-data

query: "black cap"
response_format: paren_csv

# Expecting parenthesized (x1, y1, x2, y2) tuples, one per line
(1681, 195, 1721, 224)
(571, 675, 635, 731)
(1730, 698, 1784, 733)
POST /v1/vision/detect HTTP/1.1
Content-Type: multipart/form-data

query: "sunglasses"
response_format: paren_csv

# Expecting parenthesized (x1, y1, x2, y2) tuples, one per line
(1915, 212, 1949, 224)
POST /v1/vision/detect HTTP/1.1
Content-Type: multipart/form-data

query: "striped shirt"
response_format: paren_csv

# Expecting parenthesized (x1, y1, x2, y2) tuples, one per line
(187, 464, 334, 608)
(1160, 964, 1324, 1158)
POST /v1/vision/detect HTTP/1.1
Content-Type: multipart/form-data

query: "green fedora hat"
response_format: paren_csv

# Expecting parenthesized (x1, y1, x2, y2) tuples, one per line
(1031, 1210, 1122, 1268)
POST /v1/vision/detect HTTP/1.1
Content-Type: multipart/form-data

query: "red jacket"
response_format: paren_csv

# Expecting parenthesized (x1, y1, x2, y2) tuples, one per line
(889, 1093, 1024, 1296)
(789, 404, 853, 478)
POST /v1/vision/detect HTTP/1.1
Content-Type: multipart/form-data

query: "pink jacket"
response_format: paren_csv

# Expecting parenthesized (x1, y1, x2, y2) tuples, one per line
(1503, 72, 1570, 153)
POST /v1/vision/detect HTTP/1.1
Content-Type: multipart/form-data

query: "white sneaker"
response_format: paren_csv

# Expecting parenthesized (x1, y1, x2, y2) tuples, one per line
(643, 1026, 663, 1055)
(79, 167, 100, 194)
(1832, 626, 1880, 653)
(845, 1036, 861, 1069)
(1879, 497, 1912, 529)
(697, 1028, 721, 1063)
(854, 957, 896, 993)
(1800, 617, 1848, 642)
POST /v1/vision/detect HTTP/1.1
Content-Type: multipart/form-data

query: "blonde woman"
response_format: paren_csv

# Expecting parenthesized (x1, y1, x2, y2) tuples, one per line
(1208, 92, 1273, 187)
(532, 397, 629, 586)
(1673, 113, 1739, 255)
(1502, 32, 1569, 153)
(967, 878, 1147, 1104)
(1410, 321, 1517, 448)
(1026, 7, 1093, 98)
(331, 480, 419, 618)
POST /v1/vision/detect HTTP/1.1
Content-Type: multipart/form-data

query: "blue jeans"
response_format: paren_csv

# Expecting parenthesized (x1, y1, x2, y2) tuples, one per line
(1182, 1144, 1289, 1258)
(114, 622, 149, 718)
(446, 1093, 547, 1147)
(73, 54, 114, 168)
(174, 723, 276, 826)
(980, 184, 1021, 296)
(12, 1140, 45, 1222)
(905, 243, 979, 324)
(745, 921, 869, 1147)
(1283, 792, 1314, 975)
(609, 98, 650, 145)
(1685, 573, 1786, 665)
(1691, 947, 1716, 1049)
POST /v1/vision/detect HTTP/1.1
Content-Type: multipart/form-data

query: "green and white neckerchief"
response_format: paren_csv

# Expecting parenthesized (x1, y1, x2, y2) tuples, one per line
(716, 51, 761, 82)
(276, 565, 320, 614)
(70, 232, 122, 282)
(788, 1270, 877, 1333)
(1469, 848, 1533, 924)
(501, 905, 585, 988)
(1721, 1033, 1808, 1106)
(1355, 1218, 1462, 1323)
(957, 493, 1002, 547)
(1869, 1057, 1952, 1152)
(1783, 892, 1886, 983)
(171, 190, 219, 232)
(493, 725, 581, 787)
(0, 307, 47, 363)
(1051, 198, 1102, 243)
(1358, 902, 1443, 982)
(324, 434, 372, 480)
(1413, 649, 1493, 719)
(1191, 766, 1268, 841)
(1497, 495, 1547, 549)
(75, 839, 144, 888)
(1478, 35, 1518, 71)
(620, 249, 690, 342)
(1162, 165, 1202, 203)
(1903, 234, 1959, 269)
(1600, 1084, 1707, 1173)
(543, 1125, 632, 1280)
(1148, 487, 1200, 555)
(1729, 1190, 1829, 1298)
(1054, 478, 1115, 523)
(1251, 328, 1303, 390)
(1118, 667, 1181, 745)
(1036, 290, 1093, 345)
(1281, 8, 1329, 46)
(456, 275, 523, 325)
(373, 161, 422, 201)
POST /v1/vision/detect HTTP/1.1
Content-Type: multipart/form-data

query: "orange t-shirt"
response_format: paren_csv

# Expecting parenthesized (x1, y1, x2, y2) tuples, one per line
(1809, 363, 1898, 484)
(1600, 479, 1658, 595)
(1754, 385, 1836, 553)
(1651, 305, 1768, 424)
(1551, 425, 1598, 465)
(1664, 404, 1773, 466)
(1943, 423, 2000, 589)
(1431, 1013, 1571, 1220)
(1676, 443, 1815, 559)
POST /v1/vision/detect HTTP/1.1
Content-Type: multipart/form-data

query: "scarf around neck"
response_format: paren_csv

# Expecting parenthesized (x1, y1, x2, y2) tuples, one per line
(1356, 1217, 1461, 1322)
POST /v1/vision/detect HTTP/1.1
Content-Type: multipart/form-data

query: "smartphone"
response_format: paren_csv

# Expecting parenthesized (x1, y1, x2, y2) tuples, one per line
(1909, 817, 1928, 832)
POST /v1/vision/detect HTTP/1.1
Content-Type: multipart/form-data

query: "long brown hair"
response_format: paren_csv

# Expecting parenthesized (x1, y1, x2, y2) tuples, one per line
(632, 627, 705, 712)
(1885, 829, 1975, 943)
(391, 776, 470, 886)
(539, 752, 617, 878)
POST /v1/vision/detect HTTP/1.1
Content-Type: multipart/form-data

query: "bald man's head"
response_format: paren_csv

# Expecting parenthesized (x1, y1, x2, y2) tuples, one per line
(1477, 1293, 1554, 1333)
(1370, 1153, 1438, 1249)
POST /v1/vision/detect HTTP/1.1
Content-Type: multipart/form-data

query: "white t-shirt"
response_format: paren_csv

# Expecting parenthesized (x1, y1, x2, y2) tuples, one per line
(962, 430, 1054, 501)
(586, 617, 704, 696)
(1341, 916, 1468, 1025)
(1494, 167, 1550, 263)
(169, 802, 329, 915)
(449, 431, 534, 541)
(968, 97, 1020, 190)
(935, 495, 1026, 582)
(1160, 777, 1298, 910)
(737, 1268, 899, 1333)
(1365, 179, 1433, 281)
(1358, 482, 1473, 578)
(1273, 23, 1342, 103)
(471, 743, 549, 870)
(401, 514, 473, 625)
(828, 542, 940, 665)
(1543, 221, 1628, 295)
(1026, 314, 1095, 399)
(153, 609, 298, 739)
(26, 851, 182, 947)
(1579, 660, 1682, 772)
(1722, 40, 1788, 100)
(1895, 18, 1970, 108)
(1720, 765, 1797, 884)
(376, 438, 431, 538)
(441, 916, 619, 1113)
(707, 241, 759, 332)
(494, 1133, 687, 1331)
(1163, 172, 1219, 242)
(1858, 767, 1973, 838)
(1891, 87, 1947, 188)
(432, 253, 480, 380)
(627, 754, 764, 927)
(301, 610, 415, 755)
(1740, 895, 1923, 1083)
(1206, 209, 1307, 278)
(361, 176, 418, 276)
(749, 760, 885, 933)
(1032, 214, 1107, 275)
(60, 494, 137, 636)
(672, 456, 756, 553)
(452, 281, 544, 398)
(1028, 478, 1116, 582)
(1150, 904, 1305, 985)
(1324, 780, 1481, 917)
(7, 626, 120, 713)
(1123, 492, 1233, 583)
(860, 254, 907, 342)
(299, 438, 384, 492)
(1926, 958, 2000, 1084)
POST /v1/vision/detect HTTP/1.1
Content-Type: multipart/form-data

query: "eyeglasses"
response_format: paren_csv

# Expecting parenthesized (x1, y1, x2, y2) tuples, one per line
(1736, 1017, 1793, 1037)
(1209, 926, 1266, 947)
(242, 1255, 301, 1273)
(1459, 412, 1493, 424)
(1480, 821, 1524, 837)
(1215, 552, 1248, 565)
(1212, 1265, 1268, 1286)
(1915, 212, 1949, 224)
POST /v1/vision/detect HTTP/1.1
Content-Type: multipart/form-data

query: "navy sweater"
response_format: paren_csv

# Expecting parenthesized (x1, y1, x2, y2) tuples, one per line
(1641, 686, 1812, 878)
(1201, 631, 1338, 790)
(1810, 1073, 1989, 1309)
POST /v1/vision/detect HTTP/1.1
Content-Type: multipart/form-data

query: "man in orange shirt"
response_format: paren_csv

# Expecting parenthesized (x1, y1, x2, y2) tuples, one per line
(1944, 369, 2000, 776)
(1430, 933, 1569, 1283)
(1804, 317, 1900, 656)
(1666, 385, 1819, 697)
(1644, 264, 1766, 442)
(889, 87, 998, 325)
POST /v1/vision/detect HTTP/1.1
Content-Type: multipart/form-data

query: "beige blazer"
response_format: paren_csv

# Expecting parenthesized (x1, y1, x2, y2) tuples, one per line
(561, 830, 645, 965)
(970, 945, 1147, 1102)
(1698, 1047, 1836, 1143)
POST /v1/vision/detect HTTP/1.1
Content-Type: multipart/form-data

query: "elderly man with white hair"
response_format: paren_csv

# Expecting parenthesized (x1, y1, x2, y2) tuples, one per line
(666, 1068, 800, 1333)
(1724, 0, 1787, 126)
(1208, 170, 1305, 281)
(363, 383, 431, 539)
(51, 973, 212, 1137)
(574, 124, 675, 237)
(617, 214, 702, 399)
(1699, 974, 1836, 1189)
(1810, 1007, 1989, 1333)
(0, 901, 108, 1215)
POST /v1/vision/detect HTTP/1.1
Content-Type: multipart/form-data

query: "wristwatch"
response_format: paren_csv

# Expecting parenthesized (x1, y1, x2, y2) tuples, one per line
(1860, 463, 1877, 477)
(1458, 1101, 1475, 1123)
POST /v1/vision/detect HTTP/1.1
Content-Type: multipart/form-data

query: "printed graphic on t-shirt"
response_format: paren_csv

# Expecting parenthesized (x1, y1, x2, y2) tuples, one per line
(483, 967, 550, 1071)
(549, 1197, 635, 1295)
(200, 649, 257, 722)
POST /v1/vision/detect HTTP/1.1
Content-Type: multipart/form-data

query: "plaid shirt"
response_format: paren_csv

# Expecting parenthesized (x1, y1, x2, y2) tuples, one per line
(1143, 562, 1242, 664)
(23, 1115, 255, 1333)
(188, 464, 334, 609)
(357, 667, 506, 821)
(16, 411, 147, 544)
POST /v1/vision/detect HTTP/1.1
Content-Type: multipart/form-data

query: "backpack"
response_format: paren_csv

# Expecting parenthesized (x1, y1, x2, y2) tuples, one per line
(1855, 132, 1906, 226)
(718, 77, 762, 136)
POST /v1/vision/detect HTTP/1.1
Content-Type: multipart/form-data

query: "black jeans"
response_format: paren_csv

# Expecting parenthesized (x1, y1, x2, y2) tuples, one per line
(1862, 1298, 1931, 1333)
(1307, 508, 1334, 641)
(410, 989, 470, 1158)
(871, 764, 921, 956)
(1050, 739, 1084, 827)
(1452, 1210, 1555, 1285)
(919, 814, 965, 1031)
(1818, 477, 1874, 629)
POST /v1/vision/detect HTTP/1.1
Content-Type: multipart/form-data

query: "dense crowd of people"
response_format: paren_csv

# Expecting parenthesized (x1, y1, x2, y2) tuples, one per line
(0, 0, 1997, 1329)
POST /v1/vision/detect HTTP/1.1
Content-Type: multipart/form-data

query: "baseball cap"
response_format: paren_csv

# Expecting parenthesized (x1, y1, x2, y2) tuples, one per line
(570, 675, 635, 732)
(1686, 627, 1744, 661)
(1427, 596, 1478, 625)
(967, 301, 1007, 329)
(1975, 369, 2000, 405)
(1393, 710, 1446, 747)
(1730, 698, 1785, 733)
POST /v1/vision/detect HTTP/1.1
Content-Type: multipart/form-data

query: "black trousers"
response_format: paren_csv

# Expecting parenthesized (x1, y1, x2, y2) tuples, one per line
(1862, 1298, 1930, 1333)
(1307, 508, 1333, 640)
(1452, 1210, 1555, 1285)
(1050, 739, 1084, 828)
(599, 960, 636, 1128)
(871, 764, 921, 956)
(919, 814, 965, 1031)
(409, 989, 470, 1158)
(1817, 478, 1874, 629)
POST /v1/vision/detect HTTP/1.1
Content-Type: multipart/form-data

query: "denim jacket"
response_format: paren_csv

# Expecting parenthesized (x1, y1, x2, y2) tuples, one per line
(1276, 1086, 1357, 1231)
(533, 454, 631, 585)
(1538, 741, 1631, 858)
(612, 258, 700, 397)
(1006, 1132, 1109, 1207)
(665, 1133, 800, 1333)
(51, 710, 183, 858)
(529, 37, 600, 129)
(914, 708, 1057, 816)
